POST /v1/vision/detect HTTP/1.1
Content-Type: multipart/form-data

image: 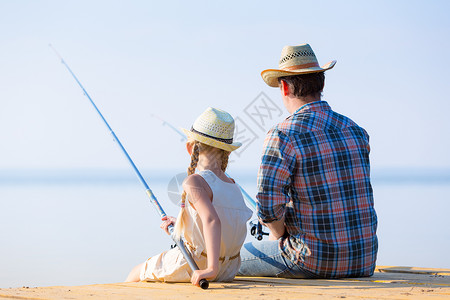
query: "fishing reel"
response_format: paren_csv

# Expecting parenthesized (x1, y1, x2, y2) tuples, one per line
(249, 220, 269, 241)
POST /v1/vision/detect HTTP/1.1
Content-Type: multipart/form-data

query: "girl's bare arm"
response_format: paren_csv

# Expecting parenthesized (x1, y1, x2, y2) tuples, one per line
(183, 174, 221, 286)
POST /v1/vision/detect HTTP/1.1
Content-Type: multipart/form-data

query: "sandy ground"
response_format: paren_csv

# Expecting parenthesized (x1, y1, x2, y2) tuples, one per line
(0, 267, 449, 299)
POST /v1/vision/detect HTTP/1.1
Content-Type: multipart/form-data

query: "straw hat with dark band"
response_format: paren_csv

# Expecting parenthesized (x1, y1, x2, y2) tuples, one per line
(261, 43, 337, 87)
(181, 107, 241, 152)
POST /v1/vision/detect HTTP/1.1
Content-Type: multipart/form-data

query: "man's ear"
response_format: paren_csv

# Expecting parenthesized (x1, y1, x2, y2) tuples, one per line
(280, 80, 290, 96)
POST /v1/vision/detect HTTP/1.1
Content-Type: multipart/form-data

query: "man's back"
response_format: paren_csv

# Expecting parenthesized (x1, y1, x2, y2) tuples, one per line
(257, 100, 378, 278)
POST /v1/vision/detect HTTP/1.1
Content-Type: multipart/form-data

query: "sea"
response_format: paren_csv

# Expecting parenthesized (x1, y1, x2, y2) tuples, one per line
(0, 169, 449, 288)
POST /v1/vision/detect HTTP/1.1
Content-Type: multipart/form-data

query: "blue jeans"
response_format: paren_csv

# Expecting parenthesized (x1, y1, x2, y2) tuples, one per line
(238, 241, 318, 278)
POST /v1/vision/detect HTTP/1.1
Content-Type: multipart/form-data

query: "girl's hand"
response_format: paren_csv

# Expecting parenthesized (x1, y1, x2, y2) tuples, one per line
(191, 268, 218, 287)
(160, 216, 177, 235)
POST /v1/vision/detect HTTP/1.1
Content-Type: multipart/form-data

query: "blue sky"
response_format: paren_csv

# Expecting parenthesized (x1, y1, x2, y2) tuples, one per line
(1, 0, 449, 173)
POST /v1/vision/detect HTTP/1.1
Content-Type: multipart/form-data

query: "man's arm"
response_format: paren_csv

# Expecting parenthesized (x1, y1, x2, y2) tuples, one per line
(256, 128, 296, 234)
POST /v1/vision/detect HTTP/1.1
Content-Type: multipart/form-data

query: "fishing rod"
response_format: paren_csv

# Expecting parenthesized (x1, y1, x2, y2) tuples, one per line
(150, 114, 187, 143)
(151, 115, 269, 241)
(50, 44, 209, 289)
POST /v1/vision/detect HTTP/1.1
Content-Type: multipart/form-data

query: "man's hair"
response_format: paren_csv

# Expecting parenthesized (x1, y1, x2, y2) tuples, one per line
(278, 72, 325, 98)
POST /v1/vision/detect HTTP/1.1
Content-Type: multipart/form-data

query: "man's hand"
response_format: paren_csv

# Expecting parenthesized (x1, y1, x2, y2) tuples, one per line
(160, 216, 177, 235)
(191, 268, 218, 287)
(262, 215, 286, 240)
(268, 231, 278, 241)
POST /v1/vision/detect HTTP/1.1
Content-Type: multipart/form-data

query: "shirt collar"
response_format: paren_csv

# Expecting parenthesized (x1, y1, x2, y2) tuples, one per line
(293, 100, 331, 115)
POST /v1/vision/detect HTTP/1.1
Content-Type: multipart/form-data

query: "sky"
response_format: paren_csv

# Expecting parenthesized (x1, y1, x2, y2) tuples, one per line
(1, 0, 449, 174)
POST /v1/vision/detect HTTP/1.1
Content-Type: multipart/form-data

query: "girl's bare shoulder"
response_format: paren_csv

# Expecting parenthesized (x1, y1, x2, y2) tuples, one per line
(183, 174, 213, 203)
(183, 174, 211, 192)
(183, 173, 206, 186)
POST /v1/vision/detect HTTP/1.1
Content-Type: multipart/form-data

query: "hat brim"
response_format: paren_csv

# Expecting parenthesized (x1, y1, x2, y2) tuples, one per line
(181, 128, 241, 152)
(261, 60, 337, 87)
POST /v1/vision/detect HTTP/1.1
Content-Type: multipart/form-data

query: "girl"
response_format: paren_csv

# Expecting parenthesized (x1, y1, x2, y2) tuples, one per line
(126, 107, 252, 286)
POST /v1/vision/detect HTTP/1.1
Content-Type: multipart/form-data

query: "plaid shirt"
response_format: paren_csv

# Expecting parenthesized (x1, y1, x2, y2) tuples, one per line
(256, 101, 378, 278)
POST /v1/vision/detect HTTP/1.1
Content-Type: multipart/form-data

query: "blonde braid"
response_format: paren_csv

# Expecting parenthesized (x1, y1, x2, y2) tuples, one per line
(221, 149, 230, 172)
(173, 141, 199, 238)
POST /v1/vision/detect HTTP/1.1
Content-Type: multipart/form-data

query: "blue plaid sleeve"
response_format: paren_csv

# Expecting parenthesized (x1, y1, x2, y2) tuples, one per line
(256, 128, 296, 223)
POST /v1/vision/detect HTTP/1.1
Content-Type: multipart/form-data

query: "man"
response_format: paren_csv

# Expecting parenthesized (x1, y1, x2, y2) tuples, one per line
(238, 44, 378, 279)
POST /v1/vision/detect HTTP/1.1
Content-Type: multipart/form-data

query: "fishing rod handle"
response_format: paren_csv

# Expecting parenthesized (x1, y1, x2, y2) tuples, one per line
(199, 279, 209, 289)
(167, 225, 209, 289)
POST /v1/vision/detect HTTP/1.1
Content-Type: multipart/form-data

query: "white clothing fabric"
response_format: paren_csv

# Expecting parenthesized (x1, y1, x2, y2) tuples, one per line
(140, 170, 252, 282)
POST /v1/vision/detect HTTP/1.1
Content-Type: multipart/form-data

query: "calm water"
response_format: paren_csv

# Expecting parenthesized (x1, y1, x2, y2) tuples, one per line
(0, 169, 449, 287)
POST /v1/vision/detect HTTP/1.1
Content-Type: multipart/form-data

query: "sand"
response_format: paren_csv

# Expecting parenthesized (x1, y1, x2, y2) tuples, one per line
(1, 266, 449, 299)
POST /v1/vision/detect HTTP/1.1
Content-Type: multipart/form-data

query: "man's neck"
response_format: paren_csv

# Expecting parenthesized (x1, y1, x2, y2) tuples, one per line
(285, 95, 321, 114)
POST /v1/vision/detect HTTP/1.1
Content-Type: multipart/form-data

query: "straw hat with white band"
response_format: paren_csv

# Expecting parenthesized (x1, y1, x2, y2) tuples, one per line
(181, 107, 241, 152)
(261, 43, 337, 87)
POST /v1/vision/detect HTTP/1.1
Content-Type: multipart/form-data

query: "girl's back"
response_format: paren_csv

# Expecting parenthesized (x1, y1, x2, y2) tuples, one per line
(184, 170, 252, 281)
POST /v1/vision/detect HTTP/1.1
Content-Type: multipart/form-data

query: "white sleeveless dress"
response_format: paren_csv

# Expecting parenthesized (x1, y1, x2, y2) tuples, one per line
(140, 170, 253, 282)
